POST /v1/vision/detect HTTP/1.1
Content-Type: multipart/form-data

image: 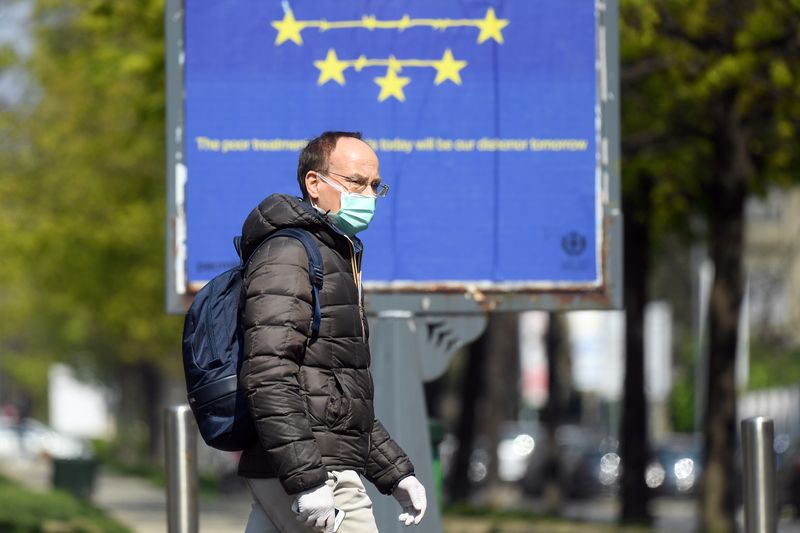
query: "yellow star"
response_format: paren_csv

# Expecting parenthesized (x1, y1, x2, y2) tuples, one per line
(314, 49, 348, 85)
(374, 68, 411, 102)
(362, 15, 377, 30)
(432, 49, 467, 85)
(271, 9, 305, 46)
(398, 15, 411, 31)
(476, 7, 509, 44)
(387, 55, 402, 73)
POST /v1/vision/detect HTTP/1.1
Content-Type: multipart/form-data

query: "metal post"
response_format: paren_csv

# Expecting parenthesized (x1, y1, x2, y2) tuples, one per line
(365, 311, 485, 533)
(742, 416, 777, 533)
(367, 315, 442, 533)
(165, 405, 198, 533)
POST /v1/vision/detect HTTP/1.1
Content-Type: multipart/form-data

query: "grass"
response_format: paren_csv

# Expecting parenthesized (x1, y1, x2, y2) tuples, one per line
(0, 475, 130, 533)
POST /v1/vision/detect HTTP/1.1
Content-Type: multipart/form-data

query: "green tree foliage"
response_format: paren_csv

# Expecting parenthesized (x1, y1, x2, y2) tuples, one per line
(748, 342, 800, 390)
(0, 0, 181, 390)
(621, 1, 800, 531)
(622, 0, 799, 221)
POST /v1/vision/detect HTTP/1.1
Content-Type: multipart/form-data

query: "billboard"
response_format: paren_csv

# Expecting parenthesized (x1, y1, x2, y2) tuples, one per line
(166, 0, 621, 310)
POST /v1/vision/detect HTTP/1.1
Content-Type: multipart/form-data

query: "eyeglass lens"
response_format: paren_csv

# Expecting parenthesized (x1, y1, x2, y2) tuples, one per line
(322, 171, 389, 197)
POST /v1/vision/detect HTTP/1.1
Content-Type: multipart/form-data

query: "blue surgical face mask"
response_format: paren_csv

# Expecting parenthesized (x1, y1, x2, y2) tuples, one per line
(317, 174, 376, 236)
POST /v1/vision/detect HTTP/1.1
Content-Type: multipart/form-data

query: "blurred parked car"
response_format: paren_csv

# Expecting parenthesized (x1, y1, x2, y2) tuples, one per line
(521, 424, 600, 497)
(563, 436, 621, 499)
(441, 422, 539, 486)
(524, 431, 705, 501)
(646, 435, 703, 497)
(0, 415, 90, 459)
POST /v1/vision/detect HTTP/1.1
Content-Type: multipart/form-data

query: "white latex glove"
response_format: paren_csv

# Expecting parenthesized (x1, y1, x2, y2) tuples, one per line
(294, 483, 335, 532)
(392, 476, 427, 526)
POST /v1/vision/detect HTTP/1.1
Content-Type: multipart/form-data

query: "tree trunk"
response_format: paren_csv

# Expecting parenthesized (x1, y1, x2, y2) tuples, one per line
(116, 364, 146, 463)
(541, 312, 565, 514)
(620, 171, 652, 524)
(482, 313, 520, 505)
(700, 89, 748, 533)
(446, 313, 519, 504)
(115, 361, 164, 464)
(447, 324, 488, 503)
(140, 361, 164, 462)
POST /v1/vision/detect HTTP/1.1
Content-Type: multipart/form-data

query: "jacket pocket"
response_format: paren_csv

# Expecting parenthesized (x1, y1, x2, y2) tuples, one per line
(324, 371, 351, 429)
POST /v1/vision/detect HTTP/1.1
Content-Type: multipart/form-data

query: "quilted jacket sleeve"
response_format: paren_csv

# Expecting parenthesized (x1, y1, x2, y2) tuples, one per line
(239, 236, 328, 494)
(365, 418, 415, 494)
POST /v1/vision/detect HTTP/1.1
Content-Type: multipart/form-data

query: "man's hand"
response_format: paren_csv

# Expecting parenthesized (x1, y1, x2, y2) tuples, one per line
(392, 476, 427, 526)
(294, 483, 335, 532)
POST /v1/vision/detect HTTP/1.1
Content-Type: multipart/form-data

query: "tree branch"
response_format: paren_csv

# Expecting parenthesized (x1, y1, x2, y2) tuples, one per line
(621, 56, 674, 83)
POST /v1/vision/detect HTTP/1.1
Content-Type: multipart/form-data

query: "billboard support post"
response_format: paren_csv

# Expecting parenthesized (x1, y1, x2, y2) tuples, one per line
(366, 312, 487, 532)
(165, 0, 185, 314)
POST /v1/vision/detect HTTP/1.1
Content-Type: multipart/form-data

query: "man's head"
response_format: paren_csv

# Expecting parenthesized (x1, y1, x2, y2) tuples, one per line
(297, 131, 381, 214)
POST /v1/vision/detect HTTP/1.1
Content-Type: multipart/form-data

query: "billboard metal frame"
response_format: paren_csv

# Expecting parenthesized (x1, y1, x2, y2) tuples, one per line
(165, 0, 622, 314)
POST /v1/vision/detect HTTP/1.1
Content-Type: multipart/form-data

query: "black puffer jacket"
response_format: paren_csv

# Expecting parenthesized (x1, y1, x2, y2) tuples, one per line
(236, 194, 414, 495)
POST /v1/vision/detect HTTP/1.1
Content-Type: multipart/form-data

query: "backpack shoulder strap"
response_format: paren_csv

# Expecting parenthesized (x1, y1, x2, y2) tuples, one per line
(244, 228, 324, 338)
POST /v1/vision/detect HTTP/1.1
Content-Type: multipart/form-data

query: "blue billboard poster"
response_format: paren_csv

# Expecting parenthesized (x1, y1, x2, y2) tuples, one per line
(173, 0, 611, 295)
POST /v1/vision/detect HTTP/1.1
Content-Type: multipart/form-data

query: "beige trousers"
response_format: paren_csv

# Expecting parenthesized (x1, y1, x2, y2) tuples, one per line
(244, 470, 379, 533)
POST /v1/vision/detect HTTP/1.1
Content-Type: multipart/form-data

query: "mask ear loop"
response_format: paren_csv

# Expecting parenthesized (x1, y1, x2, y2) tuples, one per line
(310, 172, 335, 215)
(316, 173, 356, 218)
(311, 201, 331, 216)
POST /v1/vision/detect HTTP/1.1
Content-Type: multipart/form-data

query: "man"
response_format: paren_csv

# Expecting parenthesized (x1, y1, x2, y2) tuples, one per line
(237, 131, 427, 533)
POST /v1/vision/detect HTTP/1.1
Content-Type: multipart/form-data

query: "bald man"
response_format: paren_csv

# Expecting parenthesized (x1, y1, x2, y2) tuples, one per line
(237, 132, 427, 533)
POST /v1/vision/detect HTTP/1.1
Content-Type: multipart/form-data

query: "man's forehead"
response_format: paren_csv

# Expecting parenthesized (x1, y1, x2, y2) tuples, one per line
(330, 137, 379, 168)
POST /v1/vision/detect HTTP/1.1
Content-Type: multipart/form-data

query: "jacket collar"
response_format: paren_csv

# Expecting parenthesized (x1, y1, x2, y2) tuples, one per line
(240, 193, 363, 261)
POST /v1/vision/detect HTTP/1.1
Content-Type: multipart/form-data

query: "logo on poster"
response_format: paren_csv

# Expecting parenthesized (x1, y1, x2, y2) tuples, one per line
(561, 231, 587, 256)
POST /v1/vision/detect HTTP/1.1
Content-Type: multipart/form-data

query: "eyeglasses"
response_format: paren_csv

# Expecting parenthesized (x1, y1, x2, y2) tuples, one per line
(316, 170, 389, 198)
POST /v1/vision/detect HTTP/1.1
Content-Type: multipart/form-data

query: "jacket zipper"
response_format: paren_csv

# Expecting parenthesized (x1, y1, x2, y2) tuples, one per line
(345, 237, 366, 342)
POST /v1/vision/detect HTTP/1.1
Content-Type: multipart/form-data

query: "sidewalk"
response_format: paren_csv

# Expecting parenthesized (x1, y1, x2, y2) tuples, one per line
(0, 456, 250, 533)
(3, 456, 798, 533)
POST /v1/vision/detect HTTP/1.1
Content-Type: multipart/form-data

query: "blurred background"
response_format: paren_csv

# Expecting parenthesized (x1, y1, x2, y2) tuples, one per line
(0, 1, 799, 532)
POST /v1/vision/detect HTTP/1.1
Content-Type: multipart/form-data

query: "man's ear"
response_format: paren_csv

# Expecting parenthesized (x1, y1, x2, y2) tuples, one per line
(305, 171, 319, 201)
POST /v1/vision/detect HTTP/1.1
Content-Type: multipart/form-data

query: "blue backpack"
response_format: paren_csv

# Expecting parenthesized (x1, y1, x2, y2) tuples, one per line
(181, 228, 324, 451)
